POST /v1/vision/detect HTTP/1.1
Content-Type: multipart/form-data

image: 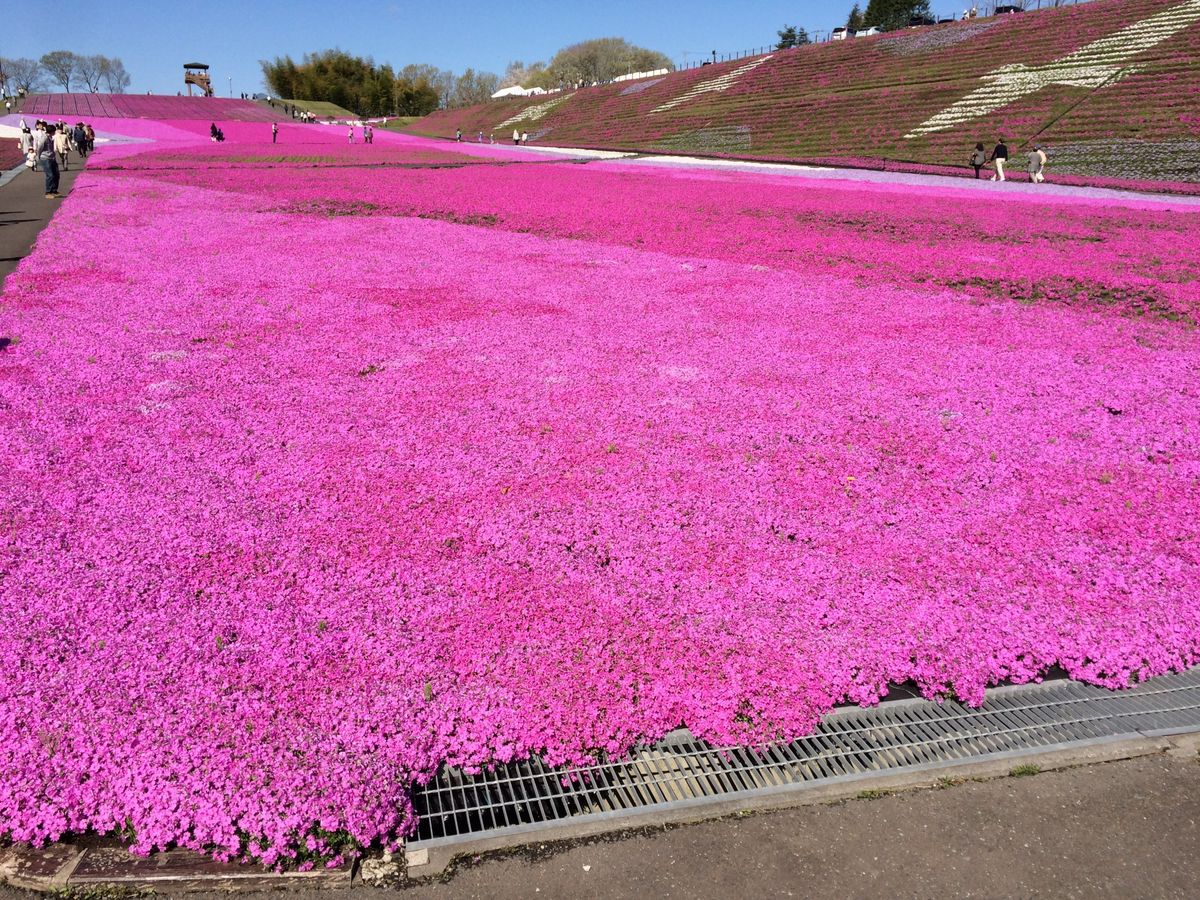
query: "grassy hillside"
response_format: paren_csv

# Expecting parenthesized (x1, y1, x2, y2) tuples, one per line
(407, 0, 1200, 184)
(282, 99, 360, 119)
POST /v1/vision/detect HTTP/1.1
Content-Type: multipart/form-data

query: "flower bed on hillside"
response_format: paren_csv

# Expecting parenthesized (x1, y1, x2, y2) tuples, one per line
(2, 123, 1199, 868)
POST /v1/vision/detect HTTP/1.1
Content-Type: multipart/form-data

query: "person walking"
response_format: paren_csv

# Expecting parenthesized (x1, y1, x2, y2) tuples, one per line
(36, 124, 61, 199)
(513, 129, 520, 145)
(272, 122, 278, 143)
(53, 125, 71, 170)
(455, 128, 462, 142)
(72, 123, 87, 158)
(989, 137, 1009, 182)
(19, 125, 33, 162)
(348, 125, 354, 144)
(521, 131, 529, 145)
(1028, 145, 1047, 183)
(84, 123, 95, 154)
(969, 142, 987, 179)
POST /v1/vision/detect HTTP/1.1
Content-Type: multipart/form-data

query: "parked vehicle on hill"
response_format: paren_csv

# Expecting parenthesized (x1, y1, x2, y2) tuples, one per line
(995, 5, 1025, 13)
(832, 27, 848, 40)
(854, 27, 881, 37)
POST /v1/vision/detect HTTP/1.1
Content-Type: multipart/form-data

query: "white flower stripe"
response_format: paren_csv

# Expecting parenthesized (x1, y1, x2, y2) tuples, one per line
(906, 0, 1200, 138)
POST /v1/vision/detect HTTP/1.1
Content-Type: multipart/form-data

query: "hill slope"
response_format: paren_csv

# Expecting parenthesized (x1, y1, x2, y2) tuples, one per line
(22, 94, 289, 122)
(410, 0, 1200, 184)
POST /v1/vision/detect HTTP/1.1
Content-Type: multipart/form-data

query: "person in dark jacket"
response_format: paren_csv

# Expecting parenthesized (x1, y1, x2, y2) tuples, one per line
(970, 142, 987, 178)
(989, 138, 1009, 182)
(35, 124, 61, 198)
(72, 123, 87, 157)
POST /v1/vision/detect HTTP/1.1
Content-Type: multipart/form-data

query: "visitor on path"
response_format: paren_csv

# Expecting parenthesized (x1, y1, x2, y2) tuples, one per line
(365, 125, 373, 144)
(18, 125, 33, 159)
(521, 131, 529, 145)
(513, 129, 520, 145)
(72, 123, 87, 158)
(53, 126, 71, 170)
(210, 122, 219, 142)
(1028, 145, 1047, 183)
(477, 130, 483, 143)
(456, 128, 462, 142)
(272, 122, 278, 144)
(348, 126, 354, 144)
(989, 138, 1009, 182)
(970, 142, 987, 178)
(35, 124, 61, 199)
(84, 123, 95, 153)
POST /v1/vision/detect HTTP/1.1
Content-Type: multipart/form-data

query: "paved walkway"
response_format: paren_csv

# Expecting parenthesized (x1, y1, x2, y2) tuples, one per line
(474, 142, 1200, 210)
(0, 157, 85, 291)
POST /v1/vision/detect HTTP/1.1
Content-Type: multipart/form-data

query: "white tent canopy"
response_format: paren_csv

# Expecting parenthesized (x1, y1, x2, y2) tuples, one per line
(491, 85, 548, 99)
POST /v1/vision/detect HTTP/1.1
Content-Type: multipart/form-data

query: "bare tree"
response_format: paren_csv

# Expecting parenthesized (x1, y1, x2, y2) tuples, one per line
(40, 50, 78, 91)
(1, 57, 46, 93)
(500, 59, 548, 90)
(451, 68, 500, 106)
(432, 69, 456, 109)
(74, 53, 106, 92)
(101, 57, 132, 93)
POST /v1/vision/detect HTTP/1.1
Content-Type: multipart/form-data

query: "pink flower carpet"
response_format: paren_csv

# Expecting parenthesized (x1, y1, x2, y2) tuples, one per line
(2, 119, 1198, 865)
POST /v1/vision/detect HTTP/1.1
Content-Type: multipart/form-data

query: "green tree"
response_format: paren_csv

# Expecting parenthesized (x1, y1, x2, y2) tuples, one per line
(777, 25, 813, 49)
(863, 0, 932, 31)
(847, 4, 866, 31)
(545, 37, 671, 88)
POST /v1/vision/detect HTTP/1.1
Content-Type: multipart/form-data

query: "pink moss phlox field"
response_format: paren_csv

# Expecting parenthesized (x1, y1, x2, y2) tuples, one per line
(2, 121, 1199, 865)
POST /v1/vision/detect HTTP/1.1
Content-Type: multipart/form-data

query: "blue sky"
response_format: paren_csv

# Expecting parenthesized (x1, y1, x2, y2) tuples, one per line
(0, 0, 911, 96)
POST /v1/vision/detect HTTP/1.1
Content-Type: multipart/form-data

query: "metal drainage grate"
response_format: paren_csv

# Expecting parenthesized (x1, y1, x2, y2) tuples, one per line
(409, 667, 1200, 848)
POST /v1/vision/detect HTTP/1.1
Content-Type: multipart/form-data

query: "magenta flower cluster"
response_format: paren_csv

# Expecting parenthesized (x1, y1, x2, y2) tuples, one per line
(2, 119, 1198, 866)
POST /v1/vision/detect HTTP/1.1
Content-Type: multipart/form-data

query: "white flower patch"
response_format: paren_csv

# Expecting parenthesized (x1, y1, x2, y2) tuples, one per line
(906, 0, 1200, 138)
(496, 94, 575, 130)
(652, 56, 774, 114)
(881, 19, 999, 57)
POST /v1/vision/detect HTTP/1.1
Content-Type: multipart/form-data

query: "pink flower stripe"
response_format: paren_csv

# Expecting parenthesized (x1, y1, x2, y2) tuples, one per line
(1, 121, 1198, 866)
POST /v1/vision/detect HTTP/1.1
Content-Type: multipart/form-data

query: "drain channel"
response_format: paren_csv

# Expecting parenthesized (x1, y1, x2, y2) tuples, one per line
(409, 667, 1200, 849)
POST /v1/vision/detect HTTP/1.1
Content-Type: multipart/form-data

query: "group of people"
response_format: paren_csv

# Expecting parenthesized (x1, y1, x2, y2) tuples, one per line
(347, 124, 375, 143)
(209, 122, 227, 142)
(16, 118, 96, 199)
(970, 138, 1048, 183)
(265, 98, 318, 122)
(452, 128, 531, 145)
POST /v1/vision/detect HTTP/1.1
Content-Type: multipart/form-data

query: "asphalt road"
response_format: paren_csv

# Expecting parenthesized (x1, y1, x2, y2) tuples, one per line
(0, 154, 84, 291)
